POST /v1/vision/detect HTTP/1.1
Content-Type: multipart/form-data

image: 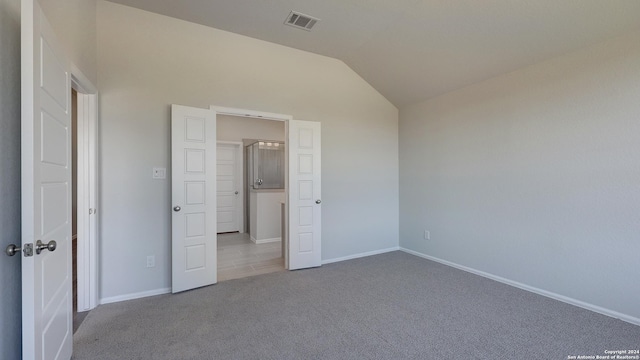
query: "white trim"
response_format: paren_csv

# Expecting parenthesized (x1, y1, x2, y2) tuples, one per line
(73, 64, 99, 312)
(284, 121, 289, 269)
(250, 236, 281, 245)
(70, 63, 97, 94)
(400, 247, 640, 327)
(216, 141, 244, 233)
(321, 247, 400, 265)
(100, 288, 171, 305)
(210, 106, 293, 121)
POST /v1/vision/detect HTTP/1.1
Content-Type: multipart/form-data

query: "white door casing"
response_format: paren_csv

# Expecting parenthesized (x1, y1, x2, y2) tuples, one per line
(216, 143, 241, 233)
(171, 105, 217, 293)
(21, 1, 73, 358)
(288, 120, 322, 270)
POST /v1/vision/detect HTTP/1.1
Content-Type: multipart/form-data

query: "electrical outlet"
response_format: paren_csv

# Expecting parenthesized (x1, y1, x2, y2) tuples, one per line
(424, 230, 430, 240)
(147, 255, 155, 268)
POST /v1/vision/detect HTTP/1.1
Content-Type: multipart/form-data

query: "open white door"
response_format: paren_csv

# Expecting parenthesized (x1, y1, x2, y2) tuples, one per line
(288, 120, 322, 270)
(21, 1, 73, 358)
(171, 105, 217, 293)
(76, 90, 99, 312)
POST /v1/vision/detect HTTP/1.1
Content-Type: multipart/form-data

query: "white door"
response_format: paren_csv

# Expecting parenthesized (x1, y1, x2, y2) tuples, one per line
(21, 1, 73, 358)
(288, 120, 322, 270)
(216, 143, 240, 233)
(76, 92, 99, 312)
(171, 105, 217, 293)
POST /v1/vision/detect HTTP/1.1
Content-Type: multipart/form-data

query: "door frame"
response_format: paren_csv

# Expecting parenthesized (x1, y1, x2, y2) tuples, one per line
(216, 141, 244, 233)
(71, 64, 99, 311)
(210, 106, 292, 269)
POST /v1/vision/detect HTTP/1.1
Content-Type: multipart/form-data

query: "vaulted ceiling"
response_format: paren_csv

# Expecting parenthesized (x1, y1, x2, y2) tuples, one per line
(106, 0, 640, 107)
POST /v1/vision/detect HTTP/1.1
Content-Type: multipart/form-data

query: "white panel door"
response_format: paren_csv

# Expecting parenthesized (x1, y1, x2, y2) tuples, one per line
(171, 105, 217, 293)
(216, 143, 240, 233)
(21, 1, 73, 359)
(288, 120, 322, 270)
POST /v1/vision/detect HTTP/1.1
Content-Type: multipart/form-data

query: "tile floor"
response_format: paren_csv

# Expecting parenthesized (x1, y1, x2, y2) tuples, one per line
(217, 232, 285, 281)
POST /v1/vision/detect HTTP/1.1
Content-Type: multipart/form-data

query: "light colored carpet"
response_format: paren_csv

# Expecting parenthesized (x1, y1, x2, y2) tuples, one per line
(73, 252, 640, 359)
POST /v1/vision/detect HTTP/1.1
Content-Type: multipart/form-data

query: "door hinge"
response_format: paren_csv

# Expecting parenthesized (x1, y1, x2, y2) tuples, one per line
(23, 243, 33, 257)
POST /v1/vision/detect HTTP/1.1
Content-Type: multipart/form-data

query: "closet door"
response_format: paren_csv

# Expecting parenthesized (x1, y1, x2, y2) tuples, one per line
(216, 143, 240, 233)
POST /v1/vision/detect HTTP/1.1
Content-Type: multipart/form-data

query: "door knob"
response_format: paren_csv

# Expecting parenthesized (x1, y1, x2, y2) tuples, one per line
(235, 191, 239, 195)
(35, 240, 56, 255)
(5, 244, 20, 257)
(173, 206, 181, 212)
(316, 199, 322, 204)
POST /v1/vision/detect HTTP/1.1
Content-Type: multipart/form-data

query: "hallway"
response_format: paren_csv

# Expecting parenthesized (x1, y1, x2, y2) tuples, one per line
(217, 233, 285, 281)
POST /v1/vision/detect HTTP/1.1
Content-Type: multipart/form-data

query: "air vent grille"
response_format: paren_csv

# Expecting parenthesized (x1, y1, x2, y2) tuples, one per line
(285, 11, 320, 31)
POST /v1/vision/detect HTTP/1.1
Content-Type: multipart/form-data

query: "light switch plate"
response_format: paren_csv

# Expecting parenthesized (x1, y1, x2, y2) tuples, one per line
(152, 167, 166, 179)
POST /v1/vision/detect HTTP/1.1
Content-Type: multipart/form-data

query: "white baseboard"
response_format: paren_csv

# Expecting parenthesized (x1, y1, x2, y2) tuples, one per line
(250, 236, 281, 244)
(100, 287, 171, 305)
(400, 247, 640, 326)
(322, 246, 400, 265)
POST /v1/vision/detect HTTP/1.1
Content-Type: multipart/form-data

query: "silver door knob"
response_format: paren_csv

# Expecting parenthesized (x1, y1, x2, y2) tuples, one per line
(235, 191, 239, 195)
(35, 240, 56, 255)
(316, 200, 322, 204)
(173, 206, 181, 212)
(5, 244, 20, 257)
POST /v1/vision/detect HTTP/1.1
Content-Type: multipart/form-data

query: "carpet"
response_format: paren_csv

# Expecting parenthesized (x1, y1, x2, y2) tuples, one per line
(73, 251, 640, 359)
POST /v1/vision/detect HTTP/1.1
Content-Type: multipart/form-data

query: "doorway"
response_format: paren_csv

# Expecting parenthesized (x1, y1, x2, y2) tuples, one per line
(71, 89, 87, 332)
(171, 104, 322, 293)
(71, 71, 99, 323)
(216, 115, 286, 281)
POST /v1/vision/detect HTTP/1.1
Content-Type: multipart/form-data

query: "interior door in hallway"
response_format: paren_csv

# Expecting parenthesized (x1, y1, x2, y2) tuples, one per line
(216, 143, 240, 233)
(171, 105, 217, 293)
(288, 120, 322, 270)
(21, 1, 73, 358)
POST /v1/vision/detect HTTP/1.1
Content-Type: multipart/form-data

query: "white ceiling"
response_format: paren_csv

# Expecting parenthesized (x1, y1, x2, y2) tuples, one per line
(106, 0, 640, 107)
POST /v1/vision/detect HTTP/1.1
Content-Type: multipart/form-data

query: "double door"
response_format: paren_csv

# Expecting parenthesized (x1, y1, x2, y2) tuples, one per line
(171, 105, 323, 293)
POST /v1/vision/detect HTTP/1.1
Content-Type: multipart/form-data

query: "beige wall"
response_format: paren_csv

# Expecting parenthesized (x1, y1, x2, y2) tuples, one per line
(97, 1, 399, 300)
(399, 30, 640, 322)
(217, 115, 284, 142)
(39, 0, 97, 84)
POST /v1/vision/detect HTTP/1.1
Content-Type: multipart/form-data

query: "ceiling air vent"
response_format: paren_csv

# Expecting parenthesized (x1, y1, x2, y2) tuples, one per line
(284, 11, 320, 31)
